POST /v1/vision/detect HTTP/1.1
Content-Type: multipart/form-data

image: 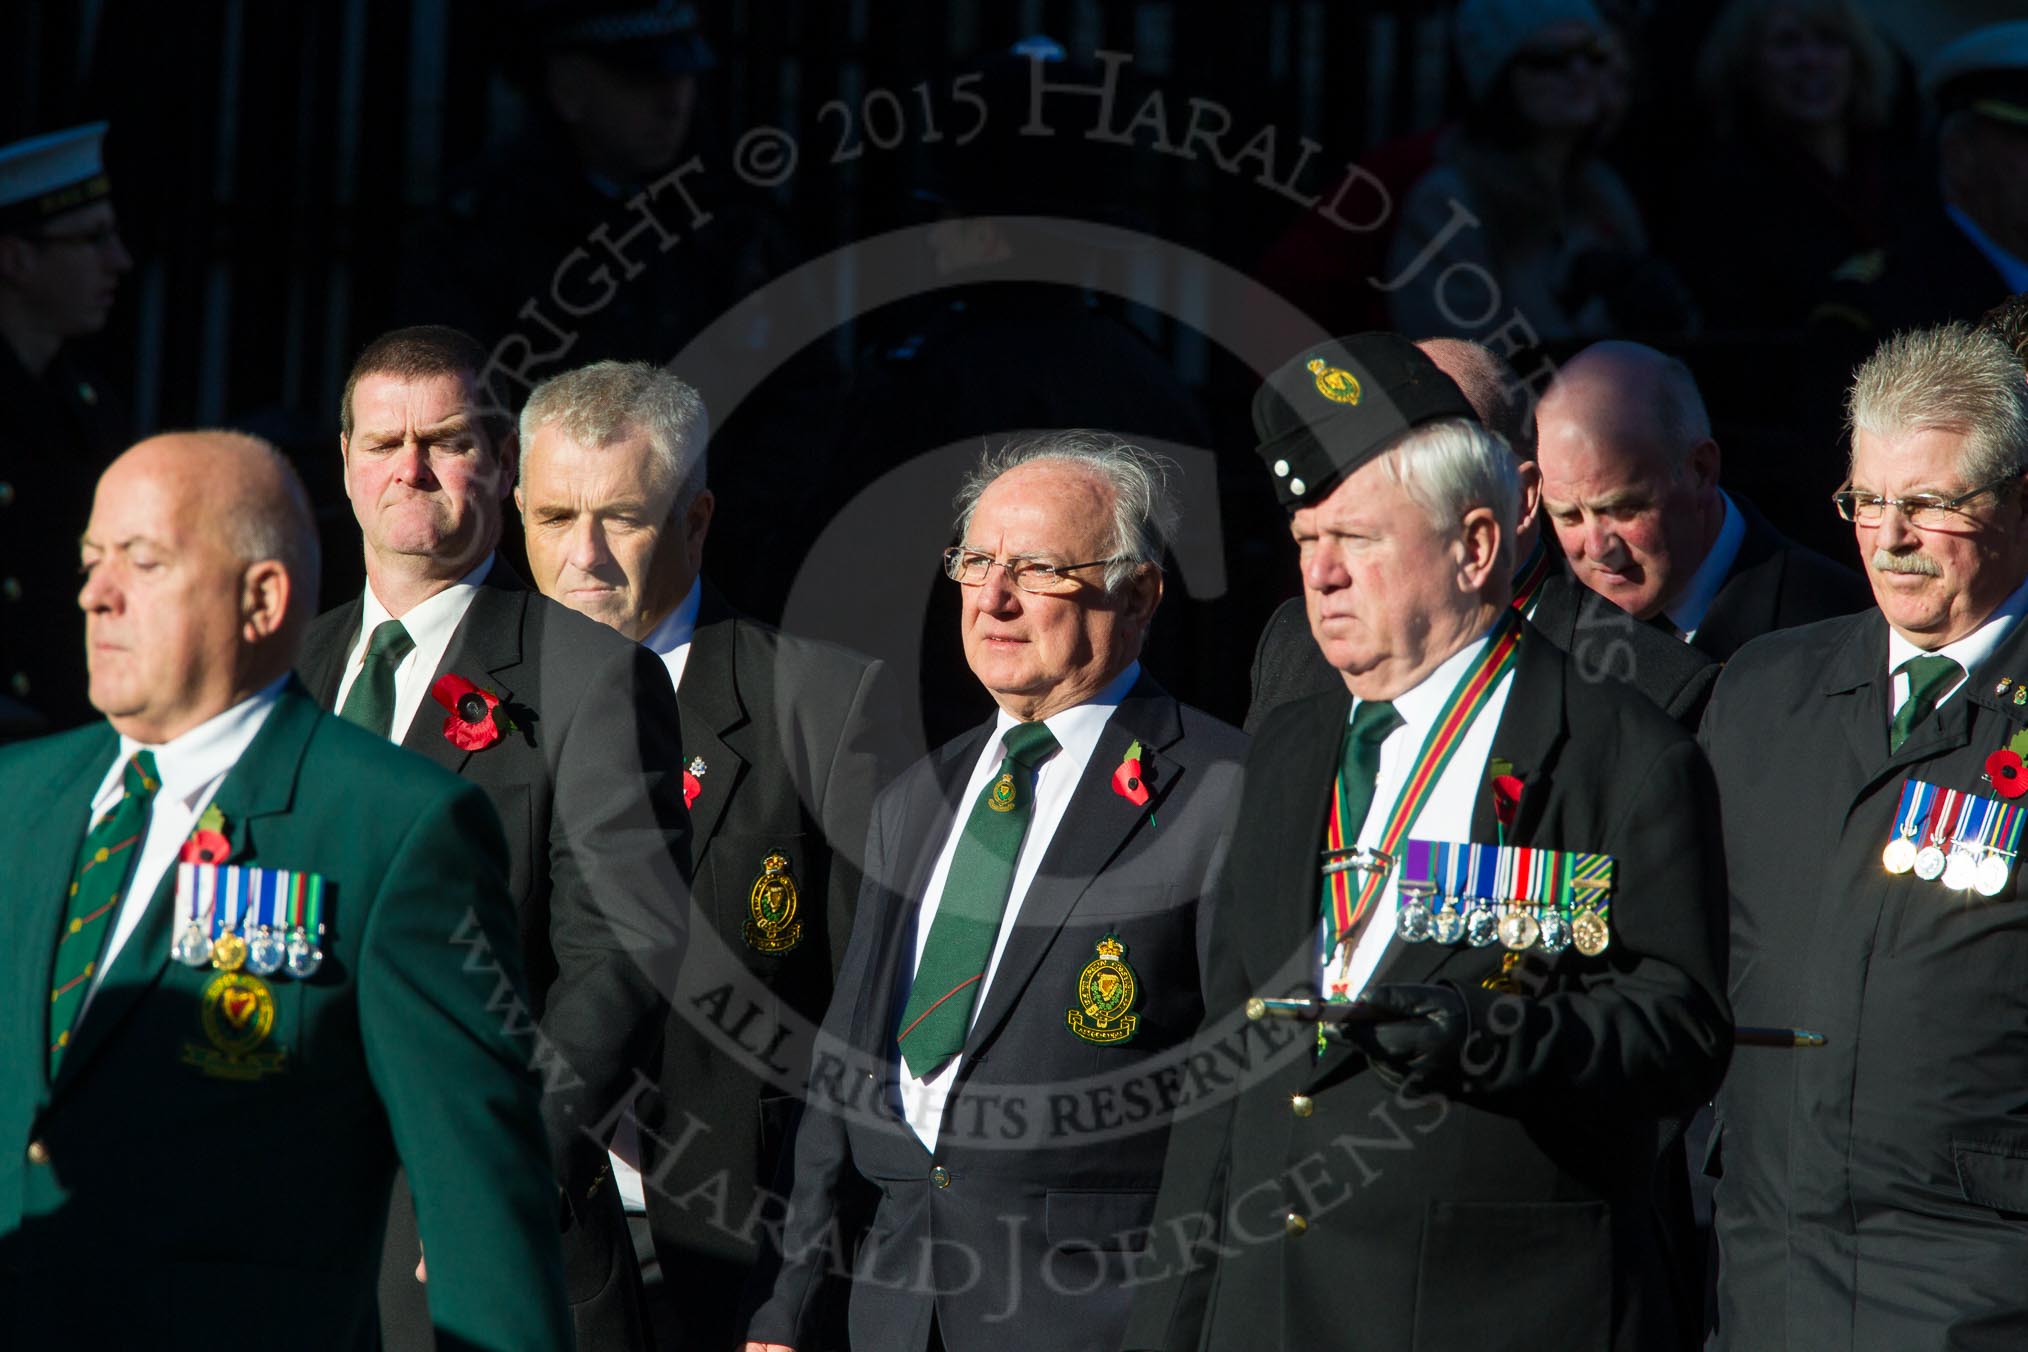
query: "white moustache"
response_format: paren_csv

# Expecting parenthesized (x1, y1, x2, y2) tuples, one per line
(1871, 549, 1942, 578)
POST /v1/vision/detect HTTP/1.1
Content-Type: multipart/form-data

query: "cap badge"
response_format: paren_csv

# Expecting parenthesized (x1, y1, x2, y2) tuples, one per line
(1307, 357, 1361, 406)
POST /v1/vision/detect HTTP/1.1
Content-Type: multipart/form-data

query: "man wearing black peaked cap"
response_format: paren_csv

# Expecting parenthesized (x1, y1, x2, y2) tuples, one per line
(1125, 334, 1731, 1352)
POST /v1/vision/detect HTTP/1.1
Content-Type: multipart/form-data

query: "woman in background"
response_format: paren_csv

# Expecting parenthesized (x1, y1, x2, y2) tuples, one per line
(1385, 0, 1693, 342)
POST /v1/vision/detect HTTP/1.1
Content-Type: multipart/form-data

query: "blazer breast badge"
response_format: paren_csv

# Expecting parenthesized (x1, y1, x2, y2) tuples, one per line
(1067, 934, 1140, 1045)
(744, 850, 804, 953)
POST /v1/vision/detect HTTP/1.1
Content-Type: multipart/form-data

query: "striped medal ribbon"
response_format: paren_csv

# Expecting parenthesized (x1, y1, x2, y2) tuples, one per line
(1322, 613, 1523, 967)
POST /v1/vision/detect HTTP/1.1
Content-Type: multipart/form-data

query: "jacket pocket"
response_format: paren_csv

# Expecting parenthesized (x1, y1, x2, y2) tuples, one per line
(1955, 1138, 2028, 1217)
(1044, 1187, 1157, 1251)
(1412, 1200, 1611, 1352)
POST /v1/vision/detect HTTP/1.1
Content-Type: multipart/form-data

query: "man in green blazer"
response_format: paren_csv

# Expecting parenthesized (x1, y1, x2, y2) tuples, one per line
(0, 431, 569, 1350)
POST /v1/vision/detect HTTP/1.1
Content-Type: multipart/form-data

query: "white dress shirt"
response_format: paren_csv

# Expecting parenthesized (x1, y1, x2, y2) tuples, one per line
(640, 578, 703, 695)
(611, 578, 703, 1213)
(75, 677, 286, 1024)
(1663, 491, 1744, 642)
(333, 554, 494, 742)
(1323, 626, 1518, 998)
(1886, 571, 2028, 725)
(898, 661, 1141, 1150)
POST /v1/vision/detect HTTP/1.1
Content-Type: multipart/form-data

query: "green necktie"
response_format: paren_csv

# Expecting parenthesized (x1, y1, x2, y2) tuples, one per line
(1890, 654, 1963, 752)
(1320, 699, 1404, 942)
(339, 619, 414, 739)
(49, 750, 160, 1075)
(897, 720, 1061, 1078)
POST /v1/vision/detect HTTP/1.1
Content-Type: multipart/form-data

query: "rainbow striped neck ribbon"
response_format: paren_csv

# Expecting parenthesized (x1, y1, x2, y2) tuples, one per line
(1321, 611, 1523, 961)
(1511, 541, 1551, 617)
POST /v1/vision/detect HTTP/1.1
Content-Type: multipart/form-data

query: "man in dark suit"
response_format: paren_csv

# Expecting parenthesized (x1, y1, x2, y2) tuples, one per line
(515, 359, 902, 1349)
(1247, 337, 1719, 731)
(1536, 340, 1871, 662)
(1127, 335, 1730, 1352)
(0, 431, 569, 1348)
(1703, 323, 2028, 1348)
(742, 434, 1247, 1352)
(295, 327, 689, 1351)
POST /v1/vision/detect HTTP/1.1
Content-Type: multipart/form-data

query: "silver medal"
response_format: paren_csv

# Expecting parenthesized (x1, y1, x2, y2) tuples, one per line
(1538, 911, 1573, 954)
(1976, 854, 2012, 897)
(1943, 849, 1979, 892)
(1432, 902, 1465, 945)
(1395, 891, 1433, 942)
(1881, 837, 1918, 875)
(1914, 845, 1948, 881)
(172, 921, 213, 968)
(1465, 902, 1499, 948)
(246, 925, 285, 976)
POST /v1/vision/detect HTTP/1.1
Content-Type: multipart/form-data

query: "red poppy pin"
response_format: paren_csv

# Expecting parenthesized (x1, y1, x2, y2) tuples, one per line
(683, 755, 706, 810)
(178, 803, 231, 865)
(1491, 772, 1524, 828)
(1112, 740, 1152, 807)
(1987, 749, 2028, 799)
(431, 673, 510, 751)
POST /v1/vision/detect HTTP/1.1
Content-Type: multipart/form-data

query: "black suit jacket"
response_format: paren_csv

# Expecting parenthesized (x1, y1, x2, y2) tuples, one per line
(1690, 498, 1872, 663)
(298, 559, 689, 1350)
(1130, 626, 1732, 1352)
(635, 586, 902, 1350)
(1701, 610, 2028, 1349)
(746, 674, 1247, 1352)
(1247, 573, 1721, 733)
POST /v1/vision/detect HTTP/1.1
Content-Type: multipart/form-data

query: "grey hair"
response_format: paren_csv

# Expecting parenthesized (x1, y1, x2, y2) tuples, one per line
(210, 430, 322, 618)
(518, 360, 710, 510)
(953, 432, 1179, 592)
(1848, 323, 2028, 485)
(1376, 417, 1521, 570)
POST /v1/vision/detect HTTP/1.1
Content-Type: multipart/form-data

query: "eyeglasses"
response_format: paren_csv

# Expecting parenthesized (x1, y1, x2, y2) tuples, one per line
(942, 546, 1120, 593)
(1831, 476, 2018, 529)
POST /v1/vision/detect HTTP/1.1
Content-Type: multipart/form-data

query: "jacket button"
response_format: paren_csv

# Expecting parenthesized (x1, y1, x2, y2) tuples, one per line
(1284, 1211, 1308, 1237)
(1290, 1094, 1314, 1118)
(930, 1166, 951, 1189)
(26, 1139, 50, 1166)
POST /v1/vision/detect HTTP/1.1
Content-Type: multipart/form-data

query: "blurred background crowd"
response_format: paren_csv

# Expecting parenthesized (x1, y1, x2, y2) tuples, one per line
(4, 0, 2025, 743)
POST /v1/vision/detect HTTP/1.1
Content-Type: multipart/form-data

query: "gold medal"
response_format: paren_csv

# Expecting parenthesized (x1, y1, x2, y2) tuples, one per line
(1571, 906, 1610, 957)
(211, 931, 248, 972)
(742, 851, 804, 954)
(1498, 908, 1540, 951)
(1881, 837, 1917, 874)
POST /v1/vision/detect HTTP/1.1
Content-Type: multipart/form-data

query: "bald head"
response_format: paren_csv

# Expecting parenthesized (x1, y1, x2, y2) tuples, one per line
(81, 432, 317, 741)
(1535, 342, 1724, 621)
(1418, 338, 1537, 460)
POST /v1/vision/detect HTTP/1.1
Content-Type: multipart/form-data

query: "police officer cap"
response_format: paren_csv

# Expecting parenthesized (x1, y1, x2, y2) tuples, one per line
(1922, 20, 2028, 128)
(1252, 333, 1479, 512)
(0, 123, 110, 235)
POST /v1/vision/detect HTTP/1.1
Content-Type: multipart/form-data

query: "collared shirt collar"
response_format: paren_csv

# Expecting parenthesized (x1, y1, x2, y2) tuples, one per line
(91, 675, 288, 817)
(990, 661, 1141, 765)
(360, 553, 494, 652)
(1886, 569, 2028, 699)
(1947, 203, 2028, 296)
(1665, 490, 1745, 640)
(639, 578, 703, 658)
(1365, 618, 1500, 733)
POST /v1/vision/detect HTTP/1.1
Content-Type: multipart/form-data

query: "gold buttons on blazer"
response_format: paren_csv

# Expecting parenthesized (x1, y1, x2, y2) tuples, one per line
(26, 1139, 51, 1166)
(931, 1165, 952, 1189)
(1284, 1212, 1308, 1237)
(1290, 1094, 1314, 1118)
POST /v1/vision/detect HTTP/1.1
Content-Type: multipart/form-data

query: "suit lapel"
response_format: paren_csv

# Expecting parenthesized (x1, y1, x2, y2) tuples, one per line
(398, 564, 529, 775)
(297, 595, 364, 708)
(15, 730, 117, 1091)
(963, 679, 1184, 1057)
(1696, 505, 1784, 661)
(676, 600, 748, 860)
(54, 687, 320, 1097)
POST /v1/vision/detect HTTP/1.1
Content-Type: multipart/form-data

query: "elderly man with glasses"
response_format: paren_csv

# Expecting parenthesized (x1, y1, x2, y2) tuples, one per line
(742, 433, 1246, 1352)
(1701, 322, 2028, 1349)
